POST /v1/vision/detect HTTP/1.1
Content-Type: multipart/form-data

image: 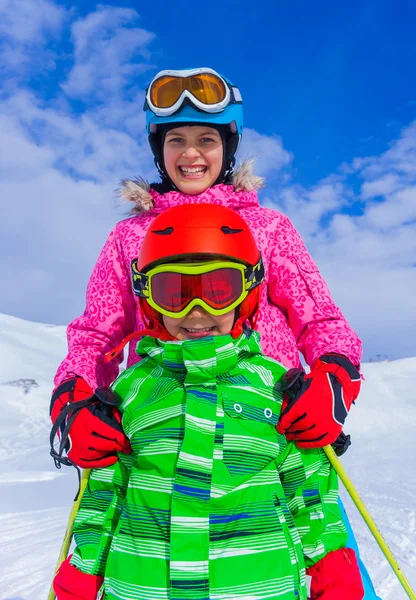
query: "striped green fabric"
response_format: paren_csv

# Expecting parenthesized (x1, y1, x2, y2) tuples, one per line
(71, 331, 347, 600)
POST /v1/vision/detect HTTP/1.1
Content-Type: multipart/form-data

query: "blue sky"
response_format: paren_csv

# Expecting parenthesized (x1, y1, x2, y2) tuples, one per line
(1, 0, 415, 361)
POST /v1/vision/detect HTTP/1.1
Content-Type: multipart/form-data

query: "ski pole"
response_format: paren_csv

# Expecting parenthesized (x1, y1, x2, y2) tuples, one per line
(47, 468, 91, 600)
(324, 445, 416, 600)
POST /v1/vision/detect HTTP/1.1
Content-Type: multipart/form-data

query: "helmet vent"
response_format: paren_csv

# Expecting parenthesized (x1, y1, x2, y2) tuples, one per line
(221, 226, 243, 234)
(153, 227, 174, 235)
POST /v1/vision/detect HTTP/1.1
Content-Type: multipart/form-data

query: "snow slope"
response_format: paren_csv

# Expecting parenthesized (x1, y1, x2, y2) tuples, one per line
(0, 313, 415, 599)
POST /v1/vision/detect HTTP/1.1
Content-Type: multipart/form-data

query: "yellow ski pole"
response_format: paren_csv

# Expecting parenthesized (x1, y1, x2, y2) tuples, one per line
(324, 445, 416, 600)
(47, 468, 91, 600)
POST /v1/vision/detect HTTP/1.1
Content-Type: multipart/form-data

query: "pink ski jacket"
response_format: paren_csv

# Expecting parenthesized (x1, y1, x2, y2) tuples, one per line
(55, 162, 362, 390)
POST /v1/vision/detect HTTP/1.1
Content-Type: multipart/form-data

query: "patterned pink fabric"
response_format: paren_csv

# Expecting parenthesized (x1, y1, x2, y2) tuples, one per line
(55, 184, 362, 390)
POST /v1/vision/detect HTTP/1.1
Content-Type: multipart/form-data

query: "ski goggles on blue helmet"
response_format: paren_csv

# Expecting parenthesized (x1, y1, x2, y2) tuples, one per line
(144, 68, 243, 135)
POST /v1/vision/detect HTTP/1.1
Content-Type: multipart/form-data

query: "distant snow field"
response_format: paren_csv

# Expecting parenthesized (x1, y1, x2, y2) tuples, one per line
(0, 313, 415, 599)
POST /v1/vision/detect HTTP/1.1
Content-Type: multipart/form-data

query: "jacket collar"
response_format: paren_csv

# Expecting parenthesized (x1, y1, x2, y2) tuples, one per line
(136, 331, 262, 381)
(119, 159, 264, 215)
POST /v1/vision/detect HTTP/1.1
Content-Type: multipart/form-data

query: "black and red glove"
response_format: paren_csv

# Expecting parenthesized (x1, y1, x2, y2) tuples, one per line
(276, 353, 361, 448)
(50, 377, 131, 469)
(53, 555, 104, 600)
(306, 547, 364, 599)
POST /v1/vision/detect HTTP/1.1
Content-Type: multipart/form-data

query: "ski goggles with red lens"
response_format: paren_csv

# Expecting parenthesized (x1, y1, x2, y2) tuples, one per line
(131, 258, 264, 318)
(145, 68, 242, 118)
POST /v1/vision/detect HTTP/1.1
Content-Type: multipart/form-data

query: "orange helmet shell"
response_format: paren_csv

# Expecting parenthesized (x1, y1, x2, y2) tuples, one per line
(138, 204, 260, 271)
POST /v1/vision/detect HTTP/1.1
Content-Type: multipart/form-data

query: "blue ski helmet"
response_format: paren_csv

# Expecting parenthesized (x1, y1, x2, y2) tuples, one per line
(144, 68, 243, 187)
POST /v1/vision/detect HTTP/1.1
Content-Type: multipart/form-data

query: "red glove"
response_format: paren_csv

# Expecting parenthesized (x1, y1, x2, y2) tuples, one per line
(306, 547, 364, 599)
(50, 377, 131, 469)
(53, 556, 104, 600)
(277, 354, 361, 448)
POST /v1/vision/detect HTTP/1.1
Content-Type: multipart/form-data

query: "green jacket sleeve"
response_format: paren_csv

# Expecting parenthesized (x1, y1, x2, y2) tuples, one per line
(70, 452, 134, 576)
(277, 443, 348, 568)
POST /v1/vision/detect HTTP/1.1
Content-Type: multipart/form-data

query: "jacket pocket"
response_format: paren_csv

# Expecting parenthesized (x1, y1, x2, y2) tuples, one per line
(221, 391, 285, 476)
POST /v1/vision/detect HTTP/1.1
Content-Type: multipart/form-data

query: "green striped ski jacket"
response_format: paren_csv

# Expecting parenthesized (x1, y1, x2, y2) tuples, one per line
(71, 331, 347, 600)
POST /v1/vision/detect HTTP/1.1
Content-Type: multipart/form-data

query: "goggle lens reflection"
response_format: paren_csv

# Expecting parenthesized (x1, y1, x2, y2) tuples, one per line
(150, 73, 227, 108)
(151, 268, 243, 313)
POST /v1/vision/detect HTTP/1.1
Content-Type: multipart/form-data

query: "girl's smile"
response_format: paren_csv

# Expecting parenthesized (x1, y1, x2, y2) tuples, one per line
(177, 165, 208, 179)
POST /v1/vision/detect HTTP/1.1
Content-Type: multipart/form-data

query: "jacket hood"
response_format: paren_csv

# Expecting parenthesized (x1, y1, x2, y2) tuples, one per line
(119, 159, 265, 214)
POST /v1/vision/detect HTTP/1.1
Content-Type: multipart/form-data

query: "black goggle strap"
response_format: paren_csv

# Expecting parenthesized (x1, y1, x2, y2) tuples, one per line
(228, 84, 242, 105)
(244, 256, 265, 291)
(131, 259, 149, 298)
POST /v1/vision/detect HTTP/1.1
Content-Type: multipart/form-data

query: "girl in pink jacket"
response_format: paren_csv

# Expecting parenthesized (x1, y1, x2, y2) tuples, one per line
(51, 67, 362, 461)
(50, 67, 378, 600)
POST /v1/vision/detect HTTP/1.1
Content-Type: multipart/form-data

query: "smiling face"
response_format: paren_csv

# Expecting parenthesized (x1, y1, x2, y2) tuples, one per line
(162, 304, 235, 340)
(163, 125, 224, 195)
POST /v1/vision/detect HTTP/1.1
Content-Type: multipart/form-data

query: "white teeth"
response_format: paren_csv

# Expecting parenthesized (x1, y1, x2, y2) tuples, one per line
(180, 166, 206, 174)
(184, 327, 213, 332)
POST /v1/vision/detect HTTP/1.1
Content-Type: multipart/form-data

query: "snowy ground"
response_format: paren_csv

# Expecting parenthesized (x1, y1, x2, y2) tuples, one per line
(0, 312, 415, 599)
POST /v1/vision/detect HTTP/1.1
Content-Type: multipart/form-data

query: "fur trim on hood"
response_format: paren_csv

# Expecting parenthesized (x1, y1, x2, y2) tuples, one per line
(118, 159, 265, 214)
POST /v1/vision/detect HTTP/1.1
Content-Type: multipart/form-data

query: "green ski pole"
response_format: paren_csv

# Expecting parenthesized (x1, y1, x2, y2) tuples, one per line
(324, 445, 416, 600)
(47, 468, 91, 600)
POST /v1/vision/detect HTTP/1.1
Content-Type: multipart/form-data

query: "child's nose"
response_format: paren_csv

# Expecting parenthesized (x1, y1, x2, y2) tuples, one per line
(182, 145, 200, 159)
(188, 305, 209, 318)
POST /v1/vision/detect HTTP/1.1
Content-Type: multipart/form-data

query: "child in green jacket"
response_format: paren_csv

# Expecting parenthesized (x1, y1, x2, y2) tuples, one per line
(53, 204, 364, 600)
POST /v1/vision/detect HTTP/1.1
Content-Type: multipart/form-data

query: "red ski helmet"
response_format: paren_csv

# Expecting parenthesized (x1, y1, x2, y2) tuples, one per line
(136, 203, 264, 337)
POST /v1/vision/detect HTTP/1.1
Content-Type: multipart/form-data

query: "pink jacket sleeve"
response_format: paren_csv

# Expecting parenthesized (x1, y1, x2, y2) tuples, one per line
(54, 225, 137, 390)
(268, 215, 362, 367)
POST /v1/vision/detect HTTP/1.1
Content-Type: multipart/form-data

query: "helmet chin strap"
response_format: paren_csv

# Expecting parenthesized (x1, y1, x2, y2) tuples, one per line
(104, 301, 174, 362)
(230, 308, 259, 339)
(230, 288, 260, 338)
(154, 156, 179, 192)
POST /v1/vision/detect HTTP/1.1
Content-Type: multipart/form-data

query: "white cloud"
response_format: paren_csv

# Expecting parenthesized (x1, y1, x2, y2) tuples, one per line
(360, 174, 401, 200)
(0, 112, 55, 178)
(1, 88, 155, 186)
(0, 83, 158, 325)
(0, 3, 158, 324)
(0, 0, 65, 75)
(237, 128, 293, 177)
(260, 121, 416, 360)
(0, 0, 63, 43)
(262, 176, 352, 239)
(353, 121, 416, 180)
(63, 6, 156, 100)
(277, 122, 416, 266)
(363, 186, 416, 230)
(355, 122, 416, 232)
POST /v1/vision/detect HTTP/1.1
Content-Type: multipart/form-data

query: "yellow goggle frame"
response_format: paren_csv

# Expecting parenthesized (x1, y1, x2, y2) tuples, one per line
(131, 259, 264, 319)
